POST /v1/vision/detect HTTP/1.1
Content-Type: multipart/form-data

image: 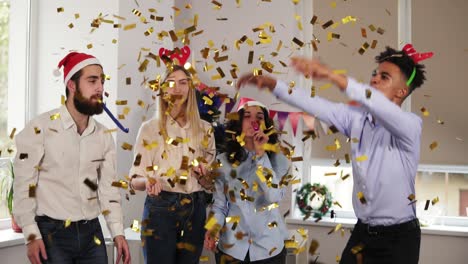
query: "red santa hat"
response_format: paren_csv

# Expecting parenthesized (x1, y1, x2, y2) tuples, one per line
(236, 97, 267, 112)
(56, 52, 101, 84)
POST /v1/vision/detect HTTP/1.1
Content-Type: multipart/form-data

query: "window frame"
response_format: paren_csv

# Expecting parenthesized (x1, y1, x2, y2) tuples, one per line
(0, 0, 34, 229)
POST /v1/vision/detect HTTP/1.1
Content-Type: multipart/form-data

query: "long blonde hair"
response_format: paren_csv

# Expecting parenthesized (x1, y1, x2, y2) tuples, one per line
(158, 65, 204, 150)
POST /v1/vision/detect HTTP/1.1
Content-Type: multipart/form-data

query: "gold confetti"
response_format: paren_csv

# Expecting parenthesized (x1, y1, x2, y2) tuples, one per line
(29, 184, 36, 197)
(19, 153, 28, 160)
(112, 180, 129, 189)
(358, 42, 370, 55)
(104, 128, 118, 134)
(124, 23, 136, 31)
(94, 236, 101, 245)
(361, 28, 367, 38)
(357, 192, 367, 204)
(432, 196, 439, 205)
(102, 210, 110, 216)
(327, 223, 342, 235)
(420, 107, 429, 117)
(341, 173, 350, 181)
(366, 89, 372, 99)
(9, 128, 16, 139)
(344, 154, 350, 163)
(131, 219, 140, 232)
(429, 141, 438, 150)
(247, 51, 254, 64)
(50, 113, 60, 120)
(68, 23, 74, 29)
(292, 37, 304, 47)
(322, 20, 334, 29)
(351, 243, 364, 254)
(371, 40, 378, 49)
(309, 239, 319, 255)
(86, 44, 93, 49)
(268, 222, 278, 229)
(64, 218, 72, 228)
(57, 7, 64, 13)
(356, 155, 368, 162)
(199, 256, 209, 262)
(84, 178, 98, 191)
(121, 142, 133, 151)
(377, 27, 385, 35)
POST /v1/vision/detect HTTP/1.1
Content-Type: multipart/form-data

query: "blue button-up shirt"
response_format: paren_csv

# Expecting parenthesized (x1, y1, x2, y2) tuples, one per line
(273, 78, 421, 226)
(212, 151, 290, 261)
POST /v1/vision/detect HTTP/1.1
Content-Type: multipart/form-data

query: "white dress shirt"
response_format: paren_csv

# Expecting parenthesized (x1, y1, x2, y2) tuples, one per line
(13, 105, 124, 243)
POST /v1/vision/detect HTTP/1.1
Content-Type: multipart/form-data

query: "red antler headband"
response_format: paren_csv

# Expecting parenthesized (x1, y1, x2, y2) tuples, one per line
(402, 44, 434, 63)
(402, 44, 434, 86)
(159, 46, 191, 65)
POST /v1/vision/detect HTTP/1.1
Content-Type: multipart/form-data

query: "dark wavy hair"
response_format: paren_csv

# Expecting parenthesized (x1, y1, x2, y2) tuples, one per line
(375, 46, 427, 96)
(221, 106, 279, 164)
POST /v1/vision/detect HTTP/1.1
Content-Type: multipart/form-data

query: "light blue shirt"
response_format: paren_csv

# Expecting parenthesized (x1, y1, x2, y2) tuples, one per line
(212, 151, 290, 261)
(273, 78, 421, 226)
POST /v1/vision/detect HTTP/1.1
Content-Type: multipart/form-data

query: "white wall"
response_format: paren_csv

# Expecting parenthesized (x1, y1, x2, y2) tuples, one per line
(33, 0, 119, 129)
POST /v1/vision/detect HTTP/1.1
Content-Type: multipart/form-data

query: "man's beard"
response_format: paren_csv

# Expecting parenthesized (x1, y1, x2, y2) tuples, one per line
(74, 86, 103, 116)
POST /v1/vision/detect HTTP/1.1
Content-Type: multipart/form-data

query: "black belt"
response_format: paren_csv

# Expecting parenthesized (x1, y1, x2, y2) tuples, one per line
(357, 218, 420, 235)
(35, 215, 98, 225)
(159, 190, 205, 201)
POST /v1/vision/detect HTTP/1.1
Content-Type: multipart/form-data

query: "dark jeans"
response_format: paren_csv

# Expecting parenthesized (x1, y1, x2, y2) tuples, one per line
(141, 191, 207, 264)
(215, 247, 287, 264)
(36, 215, 107, 264)
(340, 219, 421, 264)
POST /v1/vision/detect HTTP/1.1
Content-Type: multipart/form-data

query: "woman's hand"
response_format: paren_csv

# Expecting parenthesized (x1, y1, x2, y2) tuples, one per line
(145, 177, 163, 196)
(192, 164, 215, 191)
(253, 130, 269, 158)
(204, 230, 219, 251)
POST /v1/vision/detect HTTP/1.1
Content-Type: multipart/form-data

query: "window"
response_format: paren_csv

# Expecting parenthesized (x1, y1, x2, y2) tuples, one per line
(0, 0, 11, 220)
(0, 0, 31, 225)
(293, 160, 468, 226)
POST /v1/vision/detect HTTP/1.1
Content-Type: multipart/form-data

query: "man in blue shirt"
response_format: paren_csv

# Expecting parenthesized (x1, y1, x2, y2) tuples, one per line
(236, 46, 432, 264)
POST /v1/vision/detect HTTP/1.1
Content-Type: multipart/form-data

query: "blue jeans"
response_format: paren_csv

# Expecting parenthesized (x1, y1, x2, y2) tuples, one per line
(141, 191, 207, 264)
(36, 215, 107, 264)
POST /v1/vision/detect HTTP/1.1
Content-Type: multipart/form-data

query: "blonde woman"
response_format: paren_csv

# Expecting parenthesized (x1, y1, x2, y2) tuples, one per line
(129, 65, 216, 264)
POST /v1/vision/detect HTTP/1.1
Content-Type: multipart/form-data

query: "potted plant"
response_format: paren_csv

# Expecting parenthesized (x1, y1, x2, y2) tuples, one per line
(0, 157, 21, 232)
(6, 160, 21, 232)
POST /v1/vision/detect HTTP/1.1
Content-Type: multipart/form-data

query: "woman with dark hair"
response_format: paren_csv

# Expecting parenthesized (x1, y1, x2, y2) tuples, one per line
(204, 98, 290, 264)
(128, 64, 216, 264)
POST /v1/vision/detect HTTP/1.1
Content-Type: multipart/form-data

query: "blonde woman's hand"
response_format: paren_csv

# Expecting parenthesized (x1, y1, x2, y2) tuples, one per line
(145, 177, 163, 196)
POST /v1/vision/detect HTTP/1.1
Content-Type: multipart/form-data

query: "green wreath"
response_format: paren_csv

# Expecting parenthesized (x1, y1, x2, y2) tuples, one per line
(296, 183, 333, 218)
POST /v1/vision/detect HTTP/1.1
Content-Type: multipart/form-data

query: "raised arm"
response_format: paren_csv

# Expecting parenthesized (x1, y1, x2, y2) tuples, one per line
(236, 73, 352, 137)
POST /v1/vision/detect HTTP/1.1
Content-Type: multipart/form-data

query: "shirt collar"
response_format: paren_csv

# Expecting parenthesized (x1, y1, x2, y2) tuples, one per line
(59, 104, 96, 135)
(167, 115, 190, 129)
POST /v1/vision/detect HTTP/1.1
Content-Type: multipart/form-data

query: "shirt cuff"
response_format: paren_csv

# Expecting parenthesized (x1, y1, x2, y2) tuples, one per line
(345, 77, 367, 102)
(108, 222, 125, 238)
(22, 223, 42, 244)
(272, 80, 289, 98)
